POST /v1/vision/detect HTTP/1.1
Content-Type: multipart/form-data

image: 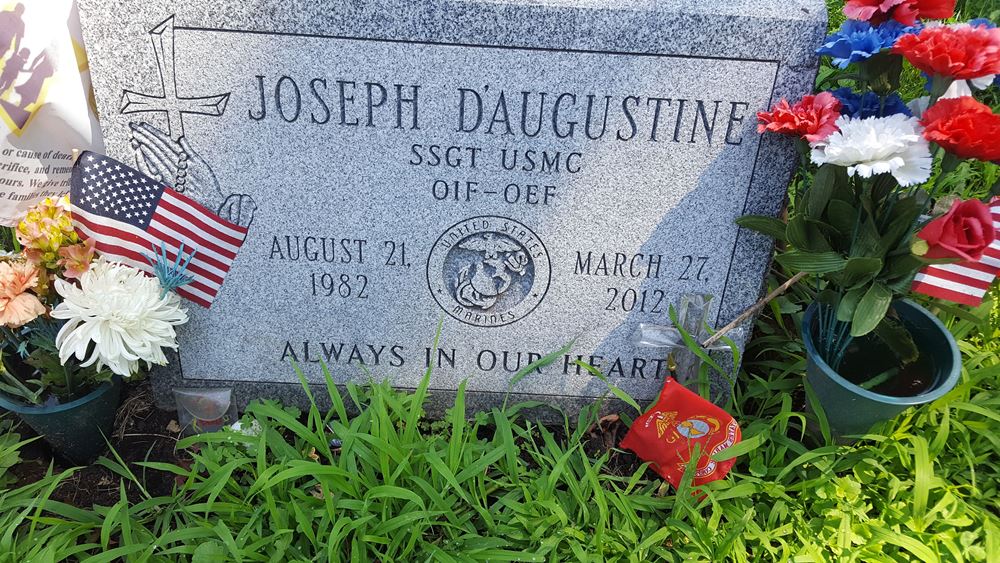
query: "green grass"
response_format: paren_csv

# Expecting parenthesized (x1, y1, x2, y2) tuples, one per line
(0, 296, 996, 561)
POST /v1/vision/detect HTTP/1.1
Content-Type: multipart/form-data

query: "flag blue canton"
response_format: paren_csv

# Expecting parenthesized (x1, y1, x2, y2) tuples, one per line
(71, 153, 166, 230)
(69, 150, 251, 308)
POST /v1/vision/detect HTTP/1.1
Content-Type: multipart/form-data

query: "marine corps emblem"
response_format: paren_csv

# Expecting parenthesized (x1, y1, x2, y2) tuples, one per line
(427, 216, 550, 327)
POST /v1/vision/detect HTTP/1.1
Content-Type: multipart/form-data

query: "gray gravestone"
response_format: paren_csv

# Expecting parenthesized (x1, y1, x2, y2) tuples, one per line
(77, 0, 826, 414)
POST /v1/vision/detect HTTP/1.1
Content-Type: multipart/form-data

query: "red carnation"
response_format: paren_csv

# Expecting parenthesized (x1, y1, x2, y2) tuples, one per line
(844, 0, 955, 26)
(893, 24, 1000, 80)
(921, 97, 1000, 162)
(757, 92, 841, 144)
(917, 199, 995, 261)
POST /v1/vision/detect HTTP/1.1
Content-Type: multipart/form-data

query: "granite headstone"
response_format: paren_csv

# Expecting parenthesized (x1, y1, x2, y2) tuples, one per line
(77, 0, 827, 414)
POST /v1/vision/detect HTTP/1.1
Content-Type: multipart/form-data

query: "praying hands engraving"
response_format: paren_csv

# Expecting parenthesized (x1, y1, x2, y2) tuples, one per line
(120, 15, 256, 228)
(128, 121, 256, 227)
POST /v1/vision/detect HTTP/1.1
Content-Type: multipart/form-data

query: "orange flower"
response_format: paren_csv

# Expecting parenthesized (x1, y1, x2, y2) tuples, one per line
(57, 239, 96, 279)
(0, 260, 45, 328)
(15, 196, 79, 272)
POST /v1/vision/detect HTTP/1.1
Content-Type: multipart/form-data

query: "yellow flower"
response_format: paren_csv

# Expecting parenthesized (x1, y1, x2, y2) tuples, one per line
(16, 196, 79, 272)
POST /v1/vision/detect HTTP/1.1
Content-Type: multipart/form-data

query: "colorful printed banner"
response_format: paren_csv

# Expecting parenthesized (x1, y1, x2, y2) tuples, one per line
(0, 0, 103, 225)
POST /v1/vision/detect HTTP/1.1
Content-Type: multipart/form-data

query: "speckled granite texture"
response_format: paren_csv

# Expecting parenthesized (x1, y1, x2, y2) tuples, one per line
(77, 0, 827, 415)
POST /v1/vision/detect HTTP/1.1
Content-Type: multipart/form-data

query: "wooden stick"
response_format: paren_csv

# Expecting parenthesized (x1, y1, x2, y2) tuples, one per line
(700, 271, 808, 349)
(71, 148, 80, 163)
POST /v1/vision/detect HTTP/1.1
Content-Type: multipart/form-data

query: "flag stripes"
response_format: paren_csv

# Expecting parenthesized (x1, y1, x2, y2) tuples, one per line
(69, 152, 247, 308)
(72, 209, 219, 307)
(911, 197, 1000, 306)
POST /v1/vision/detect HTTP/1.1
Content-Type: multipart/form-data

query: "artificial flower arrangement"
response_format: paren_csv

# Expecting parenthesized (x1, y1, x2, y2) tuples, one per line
(738, 1, 998, 432)
(0, 196, 189, 406)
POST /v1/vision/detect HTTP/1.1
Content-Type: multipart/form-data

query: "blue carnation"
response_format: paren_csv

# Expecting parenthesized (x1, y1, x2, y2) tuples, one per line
(817, 20, 919, 69)
(830, 88, 912, 119)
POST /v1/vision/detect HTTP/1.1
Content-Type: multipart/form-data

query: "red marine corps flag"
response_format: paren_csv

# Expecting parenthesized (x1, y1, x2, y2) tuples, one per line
(621, 378, 741, 489)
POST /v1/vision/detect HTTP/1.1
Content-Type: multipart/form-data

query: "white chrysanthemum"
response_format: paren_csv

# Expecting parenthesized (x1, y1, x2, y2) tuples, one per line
(51, 258, 188, 377)
(810, 114, 932, 187)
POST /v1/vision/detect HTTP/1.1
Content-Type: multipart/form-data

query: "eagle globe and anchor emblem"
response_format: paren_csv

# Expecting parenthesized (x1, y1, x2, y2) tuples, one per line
(427, 216, 551, 327)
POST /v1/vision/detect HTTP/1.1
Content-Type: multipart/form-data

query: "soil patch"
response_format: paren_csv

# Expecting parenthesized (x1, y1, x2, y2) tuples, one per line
(10, 379, 186, 507)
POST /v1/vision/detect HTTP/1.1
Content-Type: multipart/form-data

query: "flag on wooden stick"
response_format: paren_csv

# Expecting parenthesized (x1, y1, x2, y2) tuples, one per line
(68, 151, 248, 307)
(911, 197, 1000, 306)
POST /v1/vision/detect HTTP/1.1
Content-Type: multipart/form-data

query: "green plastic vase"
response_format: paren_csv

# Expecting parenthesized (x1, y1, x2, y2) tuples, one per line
(802, 299, 961, 437)
(0, 377, 122, 464)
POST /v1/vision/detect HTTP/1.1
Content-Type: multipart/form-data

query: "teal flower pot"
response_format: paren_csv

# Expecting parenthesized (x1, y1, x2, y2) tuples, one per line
(802, 300, 961, 437)
(0, 378, 122, 464)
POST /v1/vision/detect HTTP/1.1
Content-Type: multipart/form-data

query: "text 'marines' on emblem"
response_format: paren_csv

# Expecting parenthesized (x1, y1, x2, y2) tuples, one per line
(428, 216, 551, 327)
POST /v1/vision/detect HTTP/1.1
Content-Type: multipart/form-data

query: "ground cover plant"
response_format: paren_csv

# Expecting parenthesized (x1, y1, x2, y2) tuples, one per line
(0, 297, 997, 561)
(0, 0, 998, 561)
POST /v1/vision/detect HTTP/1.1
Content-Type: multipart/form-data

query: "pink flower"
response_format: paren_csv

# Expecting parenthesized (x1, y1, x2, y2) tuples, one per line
(0, 261, 45, 328)
(57, 239, 96, 279)
(844, 0, 955, 26)
(757, 92, 842, 144)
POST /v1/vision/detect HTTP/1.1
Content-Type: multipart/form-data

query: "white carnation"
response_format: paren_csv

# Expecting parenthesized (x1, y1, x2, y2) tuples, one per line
(940, 75, 996, 100)
(810, 114, 932, 186)
(51, 258, 188, 377)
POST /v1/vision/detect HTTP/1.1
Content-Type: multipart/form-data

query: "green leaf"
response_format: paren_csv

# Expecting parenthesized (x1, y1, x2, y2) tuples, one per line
(829, 166, 853, 202)
(192, 541, 228, 563)
(850, 215, 884, 258)
(787, 214, 833, 252)
(879, 196, 922, 252)
(839, 256, 884, 289)
(826, 199, 858, 237)
(881, 253, 925, 292)
(860, 51, 904, 95)
(882, 253, 924, 282)
(836, 286, 867, 323)
(872, 315, 919, 365)
(776, 251, 847, 274)
(805, 164, 837, 217)
(786, 214, 811, 250)
(870, 173, 897, 204)
(885, 270, 920, 293)
(735, 215, 788, 242)
(850, 283, 893, 337)
(508, 339, 574, 389)
(816, 288, 840, 309)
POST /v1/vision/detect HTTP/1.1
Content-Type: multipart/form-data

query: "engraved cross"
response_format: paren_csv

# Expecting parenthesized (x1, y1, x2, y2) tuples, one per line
(119, 16, 229, 140)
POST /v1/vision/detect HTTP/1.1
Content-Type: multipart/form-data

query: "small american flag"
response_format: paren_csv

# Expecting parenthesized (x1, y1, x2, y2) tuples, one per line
(69, 151, 248, 308)
(911, 197, 1000, 306)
